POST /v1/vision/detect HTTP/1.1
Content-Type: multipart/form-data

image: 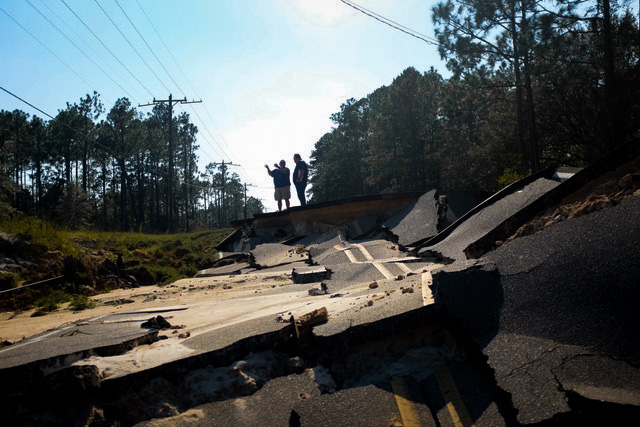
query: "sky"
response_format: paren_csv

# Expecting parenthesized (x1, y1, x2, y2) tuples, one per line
(0, 0, 447, 212)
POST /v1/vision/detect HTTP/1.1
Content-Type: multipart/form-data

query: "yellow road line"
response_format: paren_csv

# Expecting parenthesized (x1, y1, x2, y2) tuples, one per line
(434, 366, 475, 427)
(391, 377, 422, 427)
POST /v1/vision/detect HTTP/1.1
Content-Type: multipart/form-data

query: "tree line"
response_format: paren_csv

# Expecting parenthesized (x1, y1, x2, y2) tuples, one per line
(309, 0, 639, 201)
(0, 94, 263, 232)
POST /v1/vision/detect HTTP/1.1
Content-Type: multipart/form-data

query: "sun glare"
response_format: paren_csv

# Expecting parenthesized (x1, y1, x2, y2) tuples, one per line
(287, 0, 353, 26)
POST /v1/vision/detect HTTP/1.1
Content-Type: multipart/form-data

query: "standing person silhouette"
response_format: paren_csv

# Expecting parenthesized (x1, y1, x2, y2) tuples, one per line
(292, 153, 308, 206)
(265, 160, 291, 211)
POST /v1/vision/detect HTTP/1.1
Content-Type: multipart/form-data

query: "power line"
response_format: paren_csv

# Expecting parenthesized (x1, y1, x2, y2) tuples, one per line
(60, 0, 154, 98)
(0, 5, 95, 92)
(0, 86, 115, 156)
(135, 0, 237, 164)
(172, 104, 225, 160)
(38, 0, 106, 65)
(186, 104, 234, 161)
(93, 0, 172, 95)
(116, 1, 231, 162)
(130, 0, 230, 161)
(37, 0, 135, 102)
(114, 0, 186, 97)
(177, 105, 226, 161)
(339, 0, 439, 46)
(0, 86, 238, 195)
(135, 0, 197, 99)
(24, 0, 132, 104)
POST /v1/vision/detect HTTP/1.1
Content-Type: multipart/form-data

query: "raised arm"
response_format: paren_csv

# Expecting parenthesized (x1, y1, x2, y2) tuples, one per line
(274, 163, 289, 175)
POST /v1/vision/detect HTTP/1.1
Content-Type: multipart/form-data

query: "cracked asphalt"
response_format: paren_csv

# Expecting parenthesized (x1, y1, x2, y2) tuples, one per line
(435, 195, 640, 424)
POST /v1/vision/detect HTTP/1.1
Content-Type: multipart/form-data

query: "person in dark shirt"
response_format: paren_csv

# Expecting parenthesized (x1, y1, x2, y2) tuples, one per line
(292, 153, 308, 206)
(265, 160, 291, 211)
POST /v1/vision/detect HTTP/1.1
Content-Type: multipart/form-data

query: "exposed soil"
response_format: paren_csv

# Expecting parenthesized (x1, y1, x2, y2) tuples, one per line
(508, 172, 640, 242)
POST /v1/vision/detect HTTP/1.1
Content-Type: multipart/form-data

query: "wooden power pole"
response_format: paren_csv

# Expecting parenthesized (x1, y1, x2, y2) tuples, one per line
(211, 160, 240, 226)
(140, 94, 201, 233)
(244, 183, 256, 219)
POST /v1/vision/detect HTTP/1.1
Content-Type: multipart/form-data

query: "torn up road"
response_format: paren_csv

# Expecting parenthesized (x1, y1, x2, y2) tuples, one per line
(1, 143, 640, 426)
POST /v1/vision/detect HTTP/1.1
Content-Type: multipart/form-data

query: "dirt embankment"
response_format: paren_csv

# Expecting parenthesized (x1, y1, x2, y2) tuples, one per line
(0, 234, 149, 312)
(509, 172, 640, 242)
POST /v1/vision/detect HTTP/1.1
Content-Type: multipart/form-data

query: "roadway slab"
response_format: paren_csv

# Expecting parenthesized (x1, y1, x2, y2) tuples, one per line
(135, 369, 323, 427)
(313, 274, 425, 339)
(383, 190, 437, 246)
(422, 177, 560, 261)
(351, 239, 405, 259)
(181, 313, 291, 353)
(444, 190, 486, 224)
(197, 261, 250, 276)
(433, 195, 640, 424)
(133, 369, 437, 427)
(133, 345, 468, 427)
(0, 318, 157, 384)
(250, 242, 309, 268)
(420, 360, 515, 427)
(346, 214, 379, 239)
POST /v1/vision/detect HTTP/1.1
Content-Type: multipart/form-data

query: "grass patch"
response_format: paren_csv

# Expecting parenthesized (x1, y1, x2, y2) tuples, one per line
(0, 214, 76, 254)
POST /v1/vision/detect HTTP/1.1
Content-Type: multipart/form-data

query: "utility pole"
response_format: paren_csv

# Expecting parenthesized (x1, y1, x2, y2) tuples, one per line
(244, 183, 256, 219)
(211, 160, 240, 226)
(140, 94, 201, 233)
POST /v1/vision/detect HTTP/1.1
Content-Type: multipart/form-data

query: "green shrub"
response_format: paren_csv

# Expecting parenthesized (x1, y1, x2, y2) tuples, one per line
(70, 295, 96, 311)
(498, 167, 528, 187)
(31, 291, 71, 316)
(31, 309, 48, 317)
(35, 290, 72, 308)
(0, 227, 230, 313)
(179, 266, 197, 277)
(147, 265, 181, 285)
(0, 202, 18, 222)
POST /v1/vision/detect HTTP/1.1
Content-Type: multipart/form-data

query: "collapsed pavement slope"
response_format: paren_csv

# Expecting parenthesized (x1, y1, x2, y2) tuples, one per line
(420, 176, 560, 262)
(433, 194, 640, 424)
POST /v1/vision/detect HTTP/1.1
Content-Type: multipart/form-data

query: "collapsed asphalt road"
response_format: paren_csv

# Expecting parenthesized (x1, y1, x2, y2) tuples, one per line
(1, 147, 639, 426)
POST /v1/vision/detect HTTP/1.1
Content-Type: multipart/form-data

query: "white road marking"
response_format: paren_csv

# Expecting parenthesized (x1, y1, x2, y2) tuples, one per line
(343, 249, 359, 264)
(332, 242, 421, 281)
(396, 263, 413, 274)
(353, 243, 375, 261)
(373, 262, 396, 279)
(421, 271, 434, 306)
